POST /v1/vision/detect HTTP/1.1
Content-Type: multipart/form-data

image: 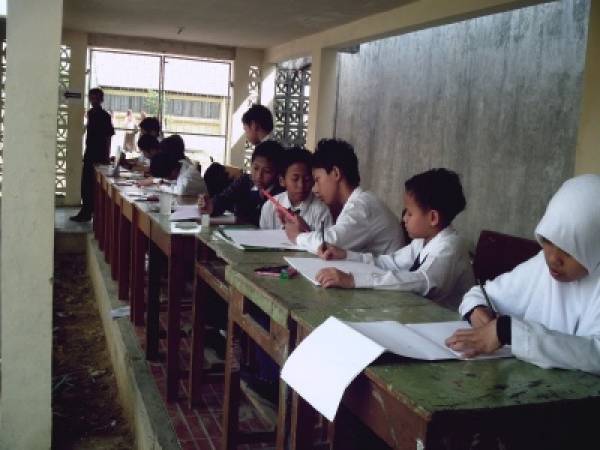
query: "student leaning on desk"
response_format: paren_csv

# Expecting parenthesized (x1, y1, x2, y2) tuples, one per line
(314, 168, 474, 310)
(447, 174, 600, 374)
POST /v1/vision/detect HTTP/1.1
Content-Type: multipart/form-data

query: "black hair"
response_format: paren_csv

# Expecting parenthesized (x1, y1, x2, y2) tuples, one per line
(149, 151, 180, 178)
(137, 134, 160, 153)
(281, 146, 312, 176)
(242, 105, 274, 133)
(251, 140, 284, 169)
(88, 87, 104, 102)
(311, 138, 360, 188)
(404, 168, 467, 227)
(204, 161, 234, 197)
(139, 117, 161, 135)
(160, 134, 185, 161)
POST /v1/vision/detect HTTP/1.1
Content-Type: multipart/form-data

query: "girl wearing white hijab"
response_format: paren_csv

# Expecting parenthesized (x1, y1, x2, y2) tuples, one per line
(446, 174, 600, 374)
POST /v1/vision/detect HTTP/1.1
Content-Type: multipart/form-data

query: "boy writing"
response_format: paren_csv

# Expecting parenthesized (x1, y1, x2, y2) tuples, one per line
(316, 168, 474, 309)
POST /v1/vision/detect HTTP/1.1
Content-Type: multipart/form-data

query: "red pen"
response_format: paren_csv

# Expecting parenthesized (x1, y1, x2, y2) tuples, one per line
(261, 189, 296, 222)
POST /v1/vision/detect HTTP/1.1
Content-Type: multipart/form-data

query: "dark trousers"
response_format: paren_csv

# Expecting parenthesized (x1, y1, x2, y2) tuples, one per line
(80, 160, 96, 216)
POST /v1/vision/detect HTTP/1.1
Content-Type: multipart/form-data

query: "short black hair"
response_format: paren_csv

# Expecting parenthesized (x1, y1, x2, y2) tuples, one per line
(160, 135, 185, 161)
(404, 168, 466, 227)
(139, 117, 161, 135)
(204, 161, 234, 197)
(281, 146, 312, 176)
(137, 134, 159, 153)
(312, 138, 360, 188)
(242, 105, 274, 133)
(251, 140, 284, 169)
(149, 151, 180, 178)
(88, 87, 104, 101)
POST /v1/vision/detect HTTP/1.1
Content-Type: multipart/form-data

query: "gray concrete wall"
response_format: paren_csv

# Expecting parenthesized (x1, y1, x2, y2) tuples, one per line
(334, 0, 589, 243)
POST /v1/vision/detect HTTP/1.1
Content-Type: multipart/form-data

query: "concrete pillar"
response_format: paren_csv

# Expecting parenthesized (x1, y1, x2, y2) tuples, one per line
(305, 48, 338, 149)
(63, 30, 88, 206)
(228, 48, 263, 167)
(1, 0, 62, 448)
(575, 0, 600, 174)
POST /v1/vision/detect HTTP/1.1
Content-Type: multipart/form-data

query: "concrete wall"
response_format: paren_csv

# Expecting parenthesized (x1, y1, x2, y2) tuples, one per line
(334, 0, 589, 242)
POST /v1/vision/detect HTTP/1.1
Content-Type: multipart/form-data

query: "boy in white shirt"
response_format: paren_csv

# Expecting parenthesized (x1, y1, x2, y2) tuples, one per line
(260, 146, 332, 230)
(446, 175, 600, 374)
(284, 138, 404, 255)
(315, 168, 473, 309)
(149, 150, 207, 196)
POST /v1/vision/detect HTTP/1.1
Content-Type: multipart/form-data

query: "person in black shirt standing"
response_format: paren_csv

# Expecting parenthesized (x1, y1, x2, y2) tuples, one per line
(71, 88, 115, 222)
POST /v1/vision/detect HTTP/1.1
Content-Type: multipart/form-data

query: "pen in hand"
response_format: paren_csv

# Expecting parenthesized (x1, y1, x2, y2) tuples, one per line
(320, 220, 327, 253)
(477, 278, 497, 317)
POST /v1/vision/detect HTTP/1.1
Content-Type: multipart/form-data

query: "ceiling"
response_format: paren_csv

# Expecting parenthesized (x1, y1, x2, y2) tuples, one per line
(63, 0, 413, 49)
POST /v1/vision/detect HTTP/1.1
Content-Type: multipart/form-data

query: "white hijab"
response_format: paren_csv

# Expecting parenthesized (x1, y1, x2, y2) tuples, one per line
(535, 174, 600, 274)
(479, 175, 600, 336)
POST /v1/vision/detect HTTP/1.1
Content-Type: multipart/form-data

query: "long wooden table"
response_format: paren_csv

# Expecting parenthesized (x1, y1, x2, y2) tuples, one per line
(93, 167, 600, 449)
(224, 261, 600, 450)
(94, 167, 199, 402)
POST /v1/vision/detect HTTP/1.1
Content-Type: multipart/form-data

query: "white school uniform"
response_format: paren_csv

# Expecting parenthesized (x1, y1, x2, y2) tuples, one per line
(295, 187, 405, 255)
(346, 226, 474, 309)
(161, 159, 207, 196)
(459, 174, 600, 374)
(260, 192, 333, 231)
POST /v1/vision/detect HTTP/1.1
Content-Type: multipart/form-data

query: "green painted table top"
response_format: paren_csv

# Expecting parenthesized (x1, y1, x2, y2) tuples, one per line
(196, 228, 306, 265)
(223, 261, 600, 416)
(224, 262, 432, 326)
(293, 304, 600, 416)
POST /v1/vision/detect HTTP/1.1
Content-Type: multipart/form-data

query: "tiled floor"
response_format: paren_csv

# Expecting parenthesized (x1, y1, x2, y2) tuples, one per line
(134, 307, 276, 450)
(55, 207, 93, 234)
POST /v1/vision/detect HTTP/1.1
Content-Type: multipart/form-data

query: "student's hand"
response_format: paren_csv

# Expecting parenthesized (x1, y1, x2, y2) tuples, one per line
(469, 306, 495, 328)
(318, 245, 347, 261)
(445, 320, 501, 358)
(197, 194, 213, 215)
(284, 214, 310, 243)
(136, 178, 155, 187)
(315, 268, 355, 289)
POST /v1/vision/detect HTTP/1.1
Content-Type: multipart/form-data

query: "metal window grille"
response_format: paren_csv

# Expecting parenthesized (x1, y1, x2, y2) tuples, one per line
(243, 65, 261, 169)
(273, 67, 310, 148)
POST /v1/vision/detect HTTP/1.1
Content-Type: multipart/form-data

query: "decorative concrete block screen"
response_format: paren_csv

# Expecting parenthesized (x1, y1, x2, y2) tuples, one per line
(335, 0, 589, 243)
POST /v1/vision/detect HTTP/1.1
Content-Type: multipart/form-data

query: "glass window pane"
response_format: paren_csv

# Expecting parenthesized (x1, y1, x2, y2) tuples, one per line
(163, 58, 230, 149)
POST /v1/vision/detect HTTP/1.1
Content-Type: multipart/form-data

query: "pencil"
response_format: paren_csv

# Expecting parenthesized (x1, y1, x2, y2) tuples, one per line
(320, 220, 327, 253)
(478, 279, 497, 316)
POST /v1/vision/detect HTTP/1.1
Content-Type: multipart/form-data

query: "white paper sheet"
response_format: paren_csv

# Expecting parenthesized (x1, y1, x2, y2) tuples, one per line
(406, 321, 513, 359)
(223, 229, 304, 251)
(282, 317, 513, 421)
(281, 317, 385, 421)
(284, 257, 386, 286)
(169, 204, 201, 221)
(169, 205, 236, 224)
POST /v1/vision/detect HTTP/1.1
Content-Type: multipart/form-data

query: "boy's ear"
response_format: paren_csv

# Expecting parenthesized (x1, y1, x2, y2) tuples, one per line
(429, 209, 441, 228)
(331, 166, 342, 182)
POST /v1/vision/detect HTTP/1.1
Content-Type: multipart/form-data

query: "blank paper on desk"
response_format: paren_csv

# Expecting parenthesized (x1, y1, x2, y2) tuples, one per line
(284, 257, 386, 286)
(281, 316, 385, 421)
(281, 317, 512, 421)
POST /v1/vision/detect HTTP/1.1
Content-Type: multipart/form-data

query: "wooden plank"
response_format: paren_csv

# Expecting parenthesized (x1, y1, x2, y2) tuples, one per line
(166, 235, 186, 402)
(145, 240, 163, 361)
(118, 211, 131, 301)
